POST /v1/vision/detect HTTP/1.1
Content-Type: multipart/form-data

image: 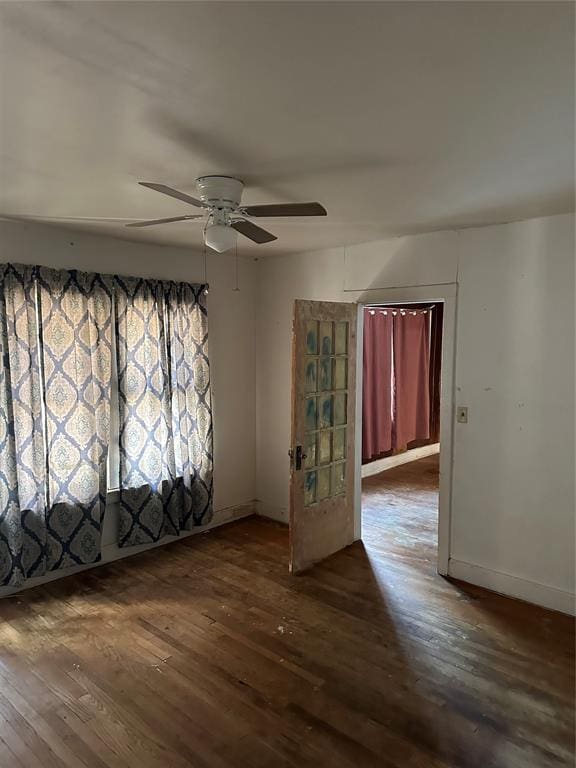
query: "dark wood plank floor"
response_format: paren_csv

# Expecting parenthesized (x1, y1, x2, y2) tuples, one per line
(0, 455, 574, 767)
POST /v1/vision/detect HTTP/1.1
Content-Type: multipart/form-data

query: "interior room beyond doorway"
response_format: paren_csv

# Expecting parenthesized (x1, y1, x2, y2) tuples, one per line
(361, 301, 443, 560)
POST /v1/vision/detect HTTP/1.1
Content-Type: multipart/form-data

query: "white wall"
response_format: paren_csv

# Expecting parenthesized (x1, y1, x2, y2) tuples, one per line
(256, 228, 462, 518)
(449, 215, 575, 612)
(0, 218, 257, 573)
(2, 214, 574, 612)
(255, 213, 575, 613)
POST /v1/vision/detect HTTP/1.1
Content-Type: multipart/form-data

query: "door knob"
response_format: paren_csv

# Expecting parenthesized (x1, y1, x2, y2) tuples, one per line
(289, 445, 307, 470)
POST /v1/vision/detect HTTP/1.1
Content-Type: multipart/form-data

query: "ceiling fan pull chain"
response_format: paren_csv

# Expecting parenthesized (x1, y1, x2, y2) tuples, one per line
(233, 240, 240, 292)
(203, 224, 209, 295)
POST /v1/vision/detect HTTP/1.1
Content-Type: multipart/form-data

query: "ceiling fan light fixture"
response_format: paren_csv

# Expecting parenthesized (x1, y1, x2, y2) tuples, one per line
(204, 222, 237, 253)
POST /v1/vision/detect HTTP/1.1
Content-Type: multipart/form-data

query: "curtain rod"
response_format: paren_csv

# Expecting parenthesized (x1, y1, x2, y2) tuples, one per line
(364, 304, 436, 312)
(364, 302, 436, 308)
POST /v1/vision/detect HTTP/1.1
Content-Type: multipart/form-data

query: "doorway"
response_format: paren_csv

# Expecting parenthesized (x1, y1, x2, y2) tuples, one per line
(360, 301, 442, 568)
(352, 287, 456, 575)
(287, 288, 456, 577)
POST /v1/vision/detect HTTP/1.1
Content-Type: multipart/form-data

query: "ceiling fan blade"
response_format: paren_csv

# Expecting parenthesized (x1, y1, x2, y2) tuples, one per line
(241, 202, 327, 217)
(138, 182, 205, 208)
(231, 219, 277, 244)
(4, 214, 148, 223)
(126, 215, 203, 228)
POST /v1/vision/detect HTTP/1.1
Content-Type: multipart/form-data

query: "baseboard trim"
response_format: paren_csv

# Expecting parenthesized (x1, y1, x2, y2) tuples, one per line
(362, 443, 440, 478)
(448, 558, 575, 616)
(0, 501, 256, 598)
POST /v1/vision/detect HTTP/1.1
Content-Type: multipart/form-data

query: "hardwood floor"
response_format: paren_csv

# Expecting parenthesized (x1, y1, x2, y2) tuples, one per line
(0, 456, 573, 767)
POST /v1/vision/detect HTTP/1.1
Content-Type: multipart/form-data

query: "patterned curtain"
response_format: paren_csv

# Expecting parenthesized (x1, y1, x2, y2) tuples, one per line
(0, 264, 47, 586)
(0, 263, 211, 585)
(115, 277, 213, 547)
(165, 282, 213, 527)
(36, 267, 113, 570)
(0, 265, 112, 586)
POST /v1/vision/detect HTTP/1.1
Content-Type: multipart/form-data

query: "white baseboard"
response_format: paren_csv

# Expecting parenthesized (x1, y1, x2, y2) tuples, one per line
(448, 558, 575, 616)
(362, 443, 440, 478)
(0, 501, 255, 598)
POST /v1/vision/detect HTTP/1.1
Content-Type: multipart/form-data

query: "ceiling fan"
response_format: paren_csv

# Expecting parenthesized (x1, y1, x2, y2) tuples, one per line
(126, 175, 327, 252)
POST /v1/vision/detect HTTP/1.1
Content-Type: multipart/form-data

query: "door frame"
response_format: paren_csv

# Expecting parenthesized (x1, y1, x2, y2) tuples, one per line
(352, 284, 457, 575)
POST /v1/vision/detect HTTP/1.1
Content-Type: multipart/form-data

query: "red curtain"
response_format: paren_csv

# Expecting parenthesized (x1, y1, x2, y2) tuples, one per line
(362, 310, 393, 461)
(393, 312, 430, 449)
(363, 307, 436, 462)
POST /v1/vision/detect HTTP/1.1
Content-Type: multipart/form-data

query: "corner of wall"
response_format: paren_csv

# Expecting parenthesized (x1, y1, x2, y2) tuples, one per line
(255, 500, 288, 524)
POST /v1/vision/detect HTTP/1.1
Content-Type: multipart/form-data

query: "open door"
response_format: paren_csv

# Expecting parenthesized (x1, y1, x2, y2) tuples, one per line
(289, 300, 358, 573)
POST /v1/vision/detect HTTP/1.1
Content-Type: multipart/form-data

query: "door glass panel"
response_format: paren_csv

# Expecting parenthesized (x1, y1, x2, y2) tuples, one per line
(319, 394, 333, 428)
(305, 397, 317, 431)
(301, 314, 350, 506)
(334, 393, 347, 426)
(334, 357, 347, 390)
(332, 462, 346, 495)
(334, 322, 348, 355)
(318, 430, 332, 464)
(304, 471, 316, 506)
(305, 359, 318, 392)
(304, 432, 316, 468)
(319, 322, 333, 355)
(319, 357, 333, 390)
(306, 321, 319, 354)
(333, 428, 346, 460)
(317, 467, 331, 500)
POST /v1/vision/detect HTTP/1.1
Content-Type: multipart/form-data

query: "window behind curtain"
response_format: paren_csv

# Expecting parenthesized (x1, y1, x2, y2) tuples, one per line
(0, 264, 213, 587)
(114, 276, 213, 547)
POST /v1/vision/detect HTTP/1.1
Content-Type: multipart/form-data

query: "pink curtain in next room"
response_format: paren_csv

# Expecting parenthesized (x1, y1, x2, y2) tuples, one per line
(362, 310, 393, 461)
(393, 312, 430, 449)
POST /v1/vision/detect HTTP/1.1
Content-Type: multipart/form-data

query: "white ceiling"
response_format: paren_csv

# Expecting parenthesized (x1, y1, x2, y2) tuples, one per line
(0, 1, 574, 257)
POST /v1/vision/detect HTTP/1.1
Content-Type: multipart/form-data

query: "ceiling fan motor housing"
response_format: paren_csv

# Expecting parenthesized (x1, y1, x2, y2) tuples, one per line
(196, 175, 244, 211)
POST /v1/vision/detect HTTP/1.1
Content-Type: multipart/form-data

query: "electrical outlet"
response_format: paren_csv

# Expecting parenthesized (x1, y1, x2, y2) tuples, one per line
(456, 406, 468, 424)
